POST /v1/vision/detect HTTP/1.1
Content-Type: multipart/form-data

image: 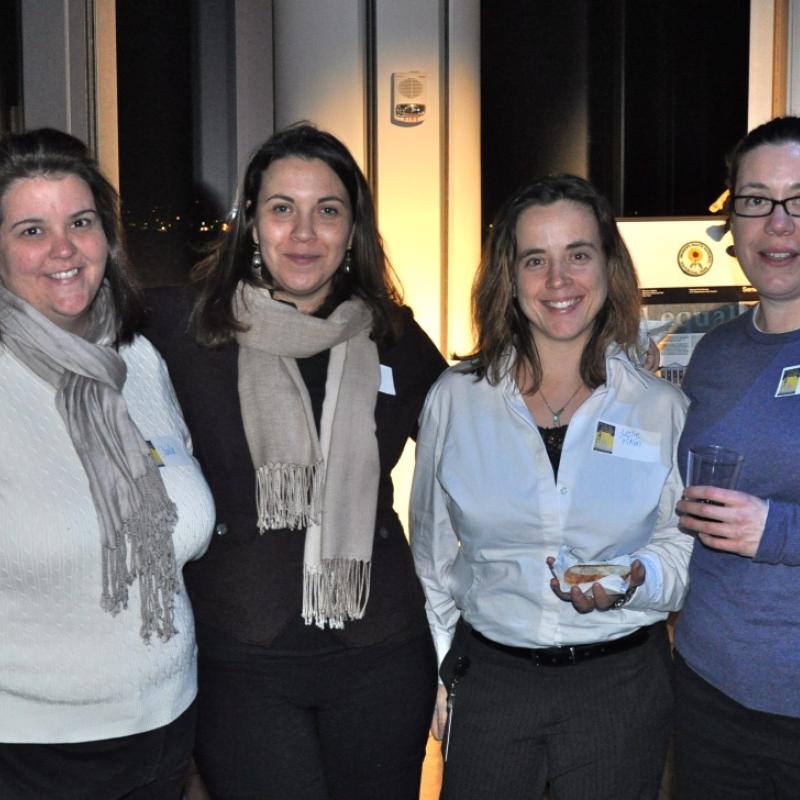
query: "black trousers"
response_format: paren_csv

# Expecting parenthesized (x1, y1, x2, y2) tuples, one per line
(439, 619, 673, 800)
(0, 701, 196, 800)
(674, 652, 800, 799)
(193, 632, 437, 800)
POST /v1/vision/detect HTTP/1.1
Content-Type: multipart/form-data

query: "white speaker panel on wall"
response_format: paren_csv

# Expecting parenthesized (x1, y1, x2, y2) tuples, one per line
(392, 71, 426, 124)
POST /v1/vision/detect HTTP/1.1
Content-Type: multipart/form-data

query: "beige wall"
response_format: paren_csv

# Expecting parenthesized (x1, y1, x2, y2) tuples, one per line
(273, 0, 481, 359)
(271, 1, 481, 527)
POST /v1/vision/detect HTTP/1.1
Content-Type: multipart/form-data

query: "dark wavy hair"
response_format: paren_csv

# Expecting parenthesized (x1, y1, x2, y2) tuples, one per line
(192, 122, 403, 345)
(0, 128, 142, 343)
(726, 116, 800, 199)
(463, 173, 640, 392)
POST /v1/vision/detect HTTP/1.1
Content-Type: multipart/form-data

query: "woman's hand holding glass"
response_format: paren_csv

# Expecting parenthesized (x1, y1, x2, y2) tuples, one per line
(677, 444, 767, 557)
(677, 487, 768, 557)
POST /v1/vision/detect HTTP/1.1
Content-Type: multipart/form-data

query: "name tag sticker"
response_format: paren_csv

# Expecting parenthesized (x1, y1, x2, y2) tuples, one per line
(775, 364, 800, 398)
(379, 364, 396, 396)
(592, 420, 660, 462)
(147, 436, 192, 468)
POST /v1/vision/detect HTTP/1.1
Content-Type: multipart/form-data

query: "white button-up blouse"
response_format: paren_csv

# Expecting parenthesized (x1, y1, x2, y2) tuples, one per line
(410, 346, 692, 666)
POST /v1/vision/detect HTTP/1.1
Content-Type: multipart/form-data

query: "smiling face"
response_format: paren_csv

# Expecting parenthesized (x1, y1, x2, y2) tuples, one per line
(252, 156, 353, 314)
(514, 199, 608, 351)
(0, 173, 108, 333)
(731, 142, 800, 319)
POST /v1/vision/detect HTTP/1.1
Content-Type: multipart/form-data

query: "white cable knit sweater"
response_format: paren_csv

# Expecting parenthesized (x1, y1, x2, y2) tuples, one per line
(0, 335, 214, 743)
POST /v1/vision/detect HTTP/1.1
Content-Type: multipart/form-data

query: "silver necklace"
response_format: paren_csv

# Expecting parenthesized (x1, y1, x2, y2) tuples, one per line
(538, 384, 583, 427)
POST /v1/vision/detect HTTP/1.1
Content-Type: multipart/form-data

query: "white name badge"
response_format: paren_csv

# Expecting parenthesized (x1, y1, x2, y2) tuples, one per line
(380, 364, 396, 395)
(775, 364, 800, 398)
(592, 420, 660, 463)
(147, 436, 193, 468)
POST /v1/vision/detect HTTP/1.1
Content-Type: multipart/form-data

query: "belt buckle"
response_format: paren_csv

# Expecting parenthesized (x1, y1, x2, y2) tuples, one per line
(532, 645, 577, 667)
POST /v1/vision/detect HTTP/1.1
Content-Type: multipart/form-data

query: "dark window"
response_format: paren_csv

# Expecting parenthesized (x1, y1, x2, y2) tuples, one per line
(116, 0, 227, 286)
(481, 0, 750, 224)
(0, 1, 22, 135)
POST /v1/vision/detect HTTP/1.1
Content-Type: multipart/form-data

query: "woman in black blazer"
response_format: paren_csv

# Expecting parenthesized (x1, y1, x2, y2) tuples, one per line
(145, 122, 446, 800)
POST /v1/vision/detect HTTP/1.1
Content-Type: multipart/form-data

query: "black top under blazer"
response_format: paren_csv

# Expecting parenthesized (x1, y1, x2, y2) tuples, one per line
(143, 286, 447, 649)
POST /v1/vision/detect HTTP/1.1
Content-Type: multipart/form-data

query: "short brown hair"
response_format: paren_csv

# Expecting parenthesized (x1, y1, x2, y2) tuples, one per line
(727, 116, 800, 197)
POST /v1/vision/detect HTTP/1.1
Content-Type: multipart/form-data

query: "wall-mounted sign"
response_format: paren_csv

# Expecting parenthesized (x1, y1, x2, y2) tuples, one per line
(677, 241, 713, 277)
(640, 285, 758, 386)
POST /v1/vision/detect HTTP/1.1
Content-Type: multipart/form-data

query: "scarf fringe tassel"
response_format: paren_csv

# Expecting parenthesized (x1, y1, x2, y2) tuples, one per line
(100, 469, 180, 643)
(302, 559, 372, 629)
(255, 462, 323, 531)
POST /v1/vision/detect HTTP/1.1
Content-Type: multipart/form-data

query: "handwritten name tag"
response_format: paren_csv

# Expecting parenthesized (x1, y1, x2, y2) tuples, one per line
(592, 420, 660, 463)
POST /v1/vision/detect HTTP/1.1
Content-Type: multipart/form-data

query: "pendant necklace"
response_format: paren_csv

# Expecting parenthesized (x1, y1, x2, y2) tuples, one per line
(538, 384, 583, 427)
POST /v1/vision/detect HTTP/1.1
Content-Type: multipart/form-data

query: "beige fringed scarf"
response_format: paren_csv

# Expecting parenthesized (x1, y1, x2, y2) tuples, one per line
(234, 285, 380, 629)
(0, 283, 179, 642)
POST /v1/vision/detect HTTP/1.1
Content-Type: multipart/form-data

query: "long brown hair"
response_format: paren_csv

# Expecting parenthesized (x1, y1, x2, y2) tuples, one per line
(463, 174, 640, 392)
(192, 122, 403, 345)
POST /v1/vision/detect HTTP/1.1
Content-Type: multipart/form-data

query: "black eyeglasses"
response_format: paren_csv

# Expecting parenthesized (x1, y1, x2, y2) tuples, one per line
(731, 195, 800, 217)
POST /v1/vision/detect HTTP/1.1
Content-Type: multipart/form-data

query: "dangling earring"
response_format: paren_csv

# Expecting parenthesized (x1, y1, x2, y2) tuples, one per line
(252, 246, 263, 277)
(343, 247, 352, 274)
(511, 282, 517, 298)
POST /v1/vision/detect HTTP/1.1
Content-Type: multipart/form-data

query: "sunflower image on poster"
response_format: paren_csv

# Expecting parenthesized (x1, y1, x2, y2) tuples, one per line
(677, 241, 713, 277)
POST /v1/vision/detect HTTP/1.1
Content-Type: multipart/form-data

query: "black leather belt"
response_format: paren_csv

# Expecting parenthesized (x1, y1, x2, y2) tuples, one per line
(470, 625, 651, 667)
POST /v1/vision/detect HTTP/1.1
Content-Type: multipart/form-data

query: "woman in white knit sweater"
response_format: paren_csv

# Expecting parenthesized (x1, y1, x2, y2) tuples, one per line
(0, 128, 214, 799)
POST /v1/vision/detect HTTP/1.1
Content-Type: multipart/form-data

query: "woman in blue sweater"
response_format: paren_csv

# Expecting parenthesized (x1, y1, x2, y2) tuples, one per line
(675, 116, 800, 799)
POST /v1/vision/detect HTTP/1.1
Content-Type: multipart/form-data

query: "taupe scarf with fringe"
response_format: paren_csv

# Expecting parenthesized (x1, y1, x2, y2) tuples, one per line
(0, 283, 178, 642)
(234, 285, 380, 629)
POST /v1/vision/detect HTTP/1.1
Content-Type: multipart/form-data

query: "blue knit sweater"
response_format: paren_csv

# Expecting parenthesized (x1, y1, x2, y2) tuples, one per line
(676, 307, 800, 717)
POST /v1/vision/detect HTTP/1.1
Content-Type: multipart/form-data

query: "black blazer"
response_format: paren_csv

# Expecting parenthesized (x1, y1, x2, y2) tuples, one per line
(143, 287, 447, 648)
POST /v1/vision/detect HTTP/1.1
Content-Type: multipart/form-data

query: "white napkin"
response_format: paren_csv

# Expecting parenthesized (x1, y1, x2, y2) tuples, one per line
(551, 545, 632, 595)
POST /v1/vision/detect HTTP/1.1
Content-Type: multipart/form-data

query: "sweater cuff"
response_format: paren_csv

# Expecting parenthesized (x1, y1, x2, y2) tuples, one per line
(754, 499, 800, 565)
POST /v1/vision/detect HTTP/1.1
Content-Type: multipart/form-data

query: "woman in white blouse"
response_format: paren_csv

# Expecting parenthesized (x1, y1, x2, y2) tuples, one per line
(411, 174, 691, 800)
